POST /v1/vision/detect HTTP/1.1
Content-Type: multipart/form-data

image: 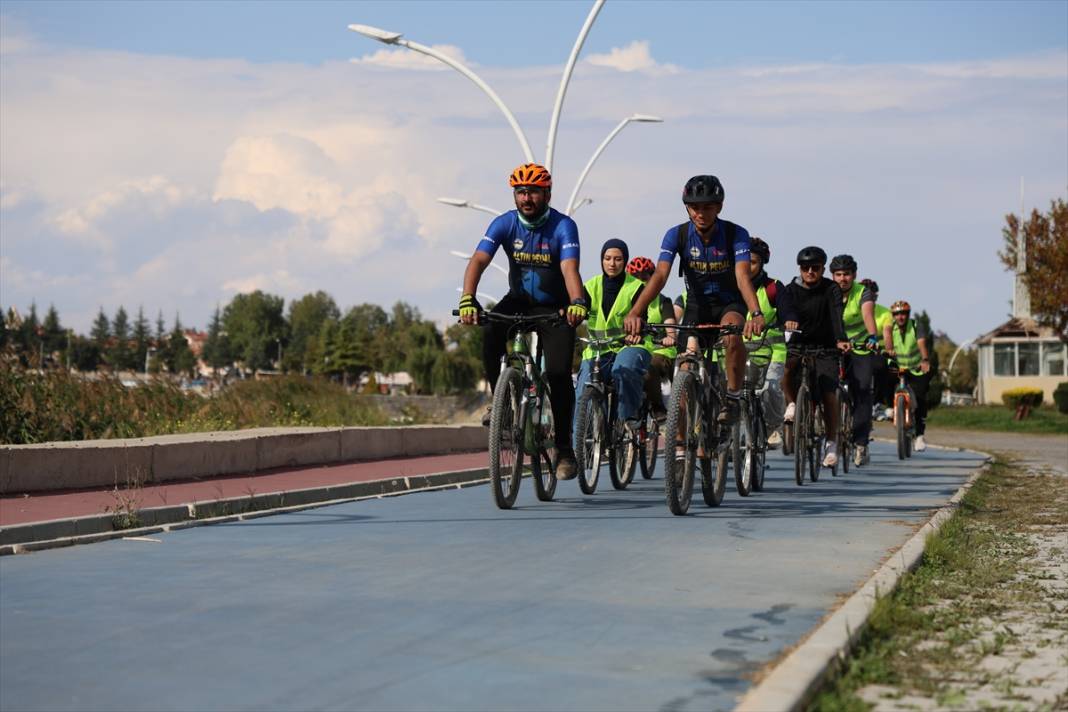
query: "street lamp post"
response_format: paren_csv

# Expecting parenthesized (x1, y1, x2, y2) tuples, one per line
(545, 0, 606, 174)
(565, 114, 663, 214)
(449, 250, 508, 277)
(570, 197, 593, 213)
(349, 24, 534, 163)
(436, 197, 502, 217)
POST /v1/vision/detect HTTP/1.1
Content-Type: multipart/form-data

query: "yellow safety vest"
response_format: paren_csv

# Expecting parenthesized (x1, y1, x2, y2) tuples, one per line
(582, 274, 645, 360)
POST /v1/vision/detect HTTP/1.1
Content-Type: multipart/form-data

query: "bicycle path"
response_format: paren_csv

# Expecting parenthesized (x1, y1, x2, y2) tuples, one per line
(0, 441, 984, 712)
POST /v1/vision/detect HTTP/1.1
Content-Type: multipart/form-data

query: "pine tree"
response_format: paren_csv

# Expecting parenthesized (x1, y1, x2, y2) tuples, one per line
(91, 307, 110, 346)
(133, 306, 151, 373)
(111, 306, 133, 371)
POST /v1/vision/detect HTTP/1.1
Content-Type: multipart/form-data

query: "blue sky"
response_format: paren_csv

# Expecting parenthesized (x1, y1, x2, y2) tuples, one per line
(1, 1, 1066, 344)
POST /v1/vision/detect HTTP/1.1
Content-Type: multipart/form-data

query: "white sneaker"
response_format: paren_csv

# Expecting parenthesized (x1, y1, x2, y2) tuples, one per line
(784, 402, 796, 423)
(884, 407, 894, 420)
(854, 444, 869, 467)
(915, 435, 927, 452)
(823, 441, 838, 467)
(767, 430, 783, 450)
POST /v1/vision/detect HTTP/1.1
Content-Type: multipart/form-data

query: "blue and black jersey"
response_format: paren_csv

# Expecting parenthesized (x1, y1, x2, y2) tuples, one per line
(657, 219, 750, 305)
(477, 208, 580, 308)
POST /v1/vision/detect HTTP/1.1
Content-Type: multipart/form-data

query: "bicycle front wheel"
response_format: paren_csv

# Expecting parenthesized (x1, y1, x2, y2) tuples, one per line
(609, 419, 637, 490)
(750, 402, 767, 492)
(663, 369, 699, 515)
(734, 399, 753, 497)
(839, 395, 851, 475)
(895, 397, 908, 460)
(574, 389, 605, 495)
(794, 384, 810, 486)
(706, 420, 736, 506)
(489, 368, 524, 509)
(809, 404, 823, 483)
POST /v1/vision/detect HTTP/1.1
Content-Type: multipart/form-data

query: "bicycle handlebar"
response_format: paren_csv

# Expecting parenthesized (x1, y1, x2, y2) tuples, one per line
(451, 310, 565, 327)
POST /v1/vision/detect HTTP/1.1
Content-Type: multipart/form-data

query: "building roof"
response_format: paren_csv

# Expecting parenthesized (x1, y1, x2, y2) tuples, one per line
(974, 316, 1063, 345)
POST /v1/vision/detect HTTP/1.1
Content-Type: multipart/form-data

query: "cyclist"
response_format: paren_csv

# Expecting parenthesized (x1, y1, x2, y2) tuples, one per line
(830, 254, 881, 467)
(459, 163, 588, 478)
(745, 237, 787, 449)
(622, 175, 765, 424)
(861, 278, 895, 420)
(883, 300, 932, 452)
(779, 246, 850, 467)
(574, 241, 658, 441)
(626, 255, 677, 420)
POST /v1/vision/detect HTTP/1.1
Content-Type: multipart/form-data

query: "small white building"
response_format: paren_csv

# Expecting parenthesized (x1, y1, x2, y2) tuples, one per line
(975, 317, 1065, 405)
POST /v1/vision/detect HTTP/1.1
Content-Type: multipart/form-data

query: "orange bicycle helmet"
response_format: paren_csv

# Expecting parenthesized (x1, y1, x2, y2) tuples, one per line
(508, 163, 552, 189)
(627, 256, 655, 277)
(890, 300, 911, 314)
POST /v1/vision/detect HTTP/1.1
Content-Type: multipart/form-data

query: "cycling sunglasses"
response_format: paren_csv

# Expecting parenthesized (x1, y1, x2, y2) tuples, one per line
(799, 263, 824, 273)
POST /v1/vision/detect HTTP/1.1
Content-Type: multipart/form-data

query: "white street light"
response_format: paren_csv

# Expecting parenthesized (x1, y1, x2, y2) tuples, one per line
(566, 114, 663, 215)
(449, 250, 508, 277)
(455, 287, 499, 304)
(437, 197, 502, 217)
(349, 24, 534, 163)
(545, 0, 606, 174)
(570, 197, 593, 213)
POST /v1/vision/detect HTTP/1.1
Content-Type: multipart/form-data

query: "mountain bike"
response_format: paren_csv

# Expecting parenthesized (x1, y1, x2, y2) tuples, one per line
(650, 322, 743, 515)
(636, 394, 660, 481)
(738, 335, 773, 495)
(887, 356, 916, 460)
(834, 339, 878, 475)
(786, 344, 841, 486)
(573, 333, 649, 493)
(454, 310, 561, 508)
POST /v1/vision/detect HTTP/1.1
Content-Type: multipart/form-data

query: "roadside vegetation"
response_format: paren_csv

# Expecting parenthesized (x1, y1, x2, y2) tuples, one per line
(0, 368, 400, 444)
(926, 404, 1067, 435)
(812, 457, 1068, 711)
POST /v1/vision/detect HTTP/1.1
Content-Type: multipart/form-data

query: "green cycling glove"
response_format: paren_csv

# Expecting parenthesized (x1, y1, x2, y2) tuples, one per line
(567, 298, 589, 322)
(458, 293, 481, 320)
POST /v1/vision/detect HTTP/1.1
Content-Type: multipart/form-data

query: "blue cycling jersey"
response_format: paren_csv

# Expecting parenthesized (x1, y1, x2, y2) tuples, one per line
(477, 208, 580, 307)
(657, 219, 750, 304)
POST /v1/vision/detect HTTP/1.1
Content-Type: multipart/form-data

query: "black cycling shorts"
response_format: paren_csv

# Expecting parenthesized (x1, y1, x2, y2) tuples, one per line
(786, 351, 838, 398)
(681, 299, 745, 327)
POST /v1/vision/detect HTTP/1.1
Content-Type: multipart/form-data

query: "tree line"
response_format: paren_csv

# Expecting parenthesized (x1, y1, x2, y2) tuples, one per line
(1, 291, 484, 395)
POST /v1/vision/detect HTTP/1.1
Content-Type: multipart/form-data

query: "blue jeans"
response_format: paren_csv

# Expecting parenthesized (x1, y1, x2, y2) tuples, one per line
(573, 347, 651, 439)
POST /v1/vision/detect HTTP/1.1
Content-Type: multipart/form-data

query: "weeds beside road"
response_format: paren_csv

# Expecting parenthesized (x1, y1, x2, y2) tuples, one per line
(814, 439, 1068, 711)
(926, 404, 1067, 435)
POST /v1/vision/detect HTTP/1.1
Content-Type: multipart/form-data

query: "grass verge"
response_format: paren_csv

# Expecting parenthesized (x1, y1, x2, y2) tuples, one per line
(811, 456, 1068, 711)
(926, 405, 1067, 435)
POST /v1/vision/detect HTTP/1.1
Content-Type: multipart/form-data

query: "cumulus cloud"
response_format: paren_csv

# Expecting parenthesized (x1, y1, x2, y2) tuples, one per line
(53, 176, 193, 245)
(349, 44, 471, 71)
(585, 40, 679, 74)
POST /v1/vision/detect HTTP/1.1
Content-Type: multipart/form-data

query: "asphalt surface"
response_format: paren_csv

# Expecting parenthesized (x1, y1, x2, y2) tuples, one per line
(0, 442, 983, 712)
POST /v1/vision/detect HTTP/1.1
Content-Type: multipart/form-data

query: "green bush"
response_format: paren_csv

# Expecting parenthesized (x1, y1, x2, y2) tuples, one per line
(1054, 382, 1068, 414)
(1001, 387, 1044, 410)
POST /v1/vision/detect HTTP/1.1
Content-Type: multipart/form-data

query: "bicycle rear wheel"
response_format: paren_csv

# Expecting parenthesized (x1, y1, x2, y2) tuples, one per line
(750, 403, 767, 492)
(663, 369, 698, 515)
(488, 368, 524, 509)
(531, 398, 557, 502)
(839, 395, 851, 475)
(809, 404, 823, 483)
(706, 420, 736, 506)
(609, 420, 637, 490)
(794, 384, 810, 486)
(574, 389, 605, 495)
(638, 411, 659, 480)
(896, 397, 907, 460)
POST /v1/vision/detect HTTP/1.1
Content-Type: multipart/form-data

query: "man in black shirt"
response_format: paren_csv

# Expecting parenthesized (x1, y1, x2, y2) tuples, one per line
(778, 246, 850, 467)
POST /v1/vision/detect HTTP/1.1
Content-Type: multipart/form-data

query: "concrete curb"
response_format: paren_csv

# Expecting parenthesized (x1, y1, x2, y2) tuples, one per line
(733, 444, 993, 712)
(0, 467, 490, 555)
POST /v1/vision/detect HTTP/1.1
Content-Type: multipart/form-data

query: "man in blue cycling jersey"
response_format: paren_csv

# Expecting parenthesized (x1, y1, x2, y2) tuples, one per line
(459, 163, 588, 479)
(623, 175, 765, 423)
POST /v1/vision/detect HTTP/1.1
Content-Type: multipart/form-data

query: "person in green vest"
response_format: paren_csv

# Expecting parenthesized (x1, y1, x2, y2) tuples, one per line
(745, 238, 788, 448)
(884, 300, 932, 452)
(861, 278, 894, 420)
(573, 239, 653, 441)
(830, 254, 881, 466)
(626, 256, 677, 420)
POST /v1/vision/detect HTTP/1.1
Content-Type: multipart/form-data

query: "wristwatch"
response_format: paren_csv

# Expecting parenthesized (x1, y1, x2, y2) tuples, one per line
(751, 310, 764, 318)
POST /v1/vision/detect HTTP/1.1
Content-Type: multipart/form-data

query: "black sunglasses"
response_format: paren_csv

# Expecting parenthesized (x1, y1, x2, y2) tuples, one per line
(799, 264, 823, 273)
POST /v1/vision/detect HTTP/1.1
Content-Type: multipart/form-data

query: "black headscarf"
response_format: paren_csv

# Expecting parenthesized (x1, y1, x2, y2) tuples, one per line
(599, 239, 630, 316)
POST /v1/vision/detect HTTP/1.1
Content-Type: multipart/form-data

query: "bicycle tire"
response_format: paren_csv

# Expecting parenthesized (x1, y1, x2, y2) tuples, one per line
(794, 384, 809, 486)
(809, 403, 822, 483)
(782, 421, 794, 456)
(896, 397, 907, 460)
(707, 420, 737, 505)
(609, 420, 637, 490)
(531, 398, 557, 502)
(574, 389, 605, 495)
(488, 368, 524, 509)
(638, 411, 659, 480)
(735, 399, 753, 496)
(663, 369, 698, 515)
(839, 395, 851, 475)
(751, 405, 767, 492)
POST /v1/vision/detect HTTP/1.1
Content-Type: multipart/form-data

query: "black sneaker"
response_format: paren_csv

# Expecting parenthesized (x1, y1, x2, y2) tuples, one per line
(554, 450, 578, 480)
(480, 407, 492, 427)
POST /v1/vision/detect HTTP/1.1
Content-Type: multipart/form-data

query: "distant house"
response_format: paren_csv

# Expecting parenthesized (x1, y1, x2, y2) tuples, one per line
(359, 371, 413, 395)
(975, 317, 1065, 405)
(974, 231, 1065, 405)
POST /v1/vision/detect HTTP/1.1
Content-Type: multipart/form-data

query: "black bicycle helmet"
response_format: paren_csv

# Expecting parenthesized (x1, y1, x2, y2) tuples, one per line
(682, 175, 725, 204)
(796, 246, 827, 265)
(829, 254, 858, 272)
(750, 237, 771, 264)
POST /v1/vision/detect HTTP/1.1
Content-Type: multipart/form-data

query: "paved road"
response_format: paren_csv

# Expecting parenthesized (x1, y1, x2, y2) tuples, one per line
(0, 442, 983, 712)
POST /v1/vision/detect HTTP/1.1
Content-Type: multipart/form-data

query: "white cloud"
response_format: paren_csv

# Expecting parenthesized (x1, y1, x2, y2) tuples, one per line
(585, 40, 679, 75)
(349, 44, 472, 71)
(0, 14, 36, 55)
(52, 176, 195, 249)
